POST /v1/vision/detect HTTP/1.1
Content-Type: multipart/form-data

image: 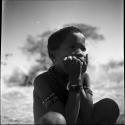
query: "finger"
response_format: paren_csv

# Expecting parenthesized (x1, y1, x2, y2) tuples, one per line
(72, 56, 77, 60)
(64, 57, 68, 61)
(72, 56, 79, 63)
(63, 56, 72, 65)
(63, 57, 67, 64)
(66, 56, 73, 64)
(67, 56, 72, 61)
(79, 57, 85, 62)
(73, 56, 81, 63)
(77, 58, 84, 67)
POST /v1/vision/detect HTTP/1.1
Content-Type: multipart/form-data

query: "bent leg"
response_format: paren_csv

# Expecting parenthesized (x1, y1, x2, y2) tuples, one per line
(38, 112, 66, 124)
(92, 98, 120, 124)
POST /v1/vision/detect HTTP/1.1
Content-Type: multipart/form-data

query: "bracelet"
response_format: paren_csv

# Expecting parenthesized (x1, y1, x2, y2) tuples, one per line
(68, 84, 83, 93)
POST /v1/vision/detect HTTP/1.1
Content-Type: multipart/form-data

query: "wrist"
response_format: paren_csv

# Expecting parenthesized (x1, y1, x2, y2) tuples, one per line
(68, 84, 83, 93)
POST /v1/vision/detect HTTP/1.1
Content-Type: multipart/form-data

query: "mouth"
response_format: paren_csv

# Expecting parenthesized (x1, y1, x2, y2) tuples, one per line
(78, 57, 86, 63)
(75, 53, 83, 58)
(74, 55, 85, 62)
(64, 54, 87, 63)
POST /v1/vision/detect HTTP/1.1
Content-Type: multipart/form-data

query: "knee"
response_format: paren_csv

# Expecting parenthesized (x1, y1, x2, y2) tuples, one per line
(38, 112, 66, 124)
(93, 98, 120, 123)
(103, 98, 119, 117)
(100, 98, 120, 121)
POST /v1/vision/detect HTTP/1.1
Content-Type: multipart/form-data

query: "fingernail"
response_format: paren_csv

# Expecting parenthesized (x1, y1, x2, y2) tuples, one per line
(68, 56, 72, 59)
(64, 57, 67, 60)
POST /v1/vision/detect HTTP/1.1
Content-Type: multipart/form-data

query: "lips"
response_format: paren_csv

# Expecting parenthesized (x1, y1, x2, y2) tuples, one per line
(76, 56, 86, 63)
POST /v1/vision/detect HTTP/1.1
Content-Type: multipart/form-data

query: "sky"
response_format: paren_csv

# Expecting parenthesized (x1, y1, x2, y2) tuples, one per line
(2, 0, 124, 74)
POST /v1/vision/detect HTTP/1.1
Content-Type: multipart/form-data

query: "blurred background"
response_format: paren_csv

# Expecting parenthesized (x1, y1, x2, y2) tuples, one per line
(1, 0, 124, 124)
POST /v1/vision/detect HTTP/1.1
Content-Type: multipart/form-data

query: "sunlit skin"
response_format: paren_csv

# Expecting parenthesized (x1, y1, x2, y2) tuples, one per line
(47, 32, 92, 124)
(54, 32, 87, 81)
(53, 32, 92, 124)
(33, 29, 120, 124)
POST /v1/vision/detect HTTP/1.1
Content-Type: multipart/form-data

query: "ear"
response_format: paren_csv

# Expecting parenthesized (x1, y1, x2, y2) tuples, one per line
(49, 51, 55, 63)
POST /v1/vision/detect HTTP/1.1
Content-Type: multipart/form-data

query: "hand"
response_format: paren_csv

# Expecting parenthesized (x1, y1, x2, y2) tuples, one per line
(78, 56, 87, 74)
(63, 56, 83, 83)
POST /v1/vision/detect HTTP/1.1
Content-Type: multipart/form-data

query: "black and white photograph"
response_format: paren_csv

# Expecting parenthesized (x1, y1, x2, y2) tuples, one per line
(1, 0, 124, 124)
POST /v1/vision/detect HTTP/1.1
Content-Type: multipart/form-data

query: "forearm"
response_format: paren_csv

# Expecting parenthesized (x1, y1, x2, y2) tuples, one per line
(65, 91, 80, 124)
(79, 89, 93, 123)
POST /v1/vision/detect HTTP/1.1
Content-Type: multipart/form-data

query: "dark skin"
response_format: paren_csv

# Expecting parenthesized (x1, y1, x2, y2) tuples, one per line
(34, 32, 120, 124)
(55, 32, 93, 124)
(34, 32, 93, 124)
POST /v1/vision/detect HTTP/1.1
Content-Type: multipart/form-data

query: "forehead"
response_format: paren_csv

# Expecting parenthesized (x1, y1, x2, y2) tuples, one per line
(63, 32, 85, 46)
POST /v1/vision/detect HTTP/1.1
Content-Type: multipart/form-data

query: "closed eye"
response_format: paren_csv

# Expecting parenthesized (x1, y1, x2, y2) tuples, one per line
(69, 45, 86, 51)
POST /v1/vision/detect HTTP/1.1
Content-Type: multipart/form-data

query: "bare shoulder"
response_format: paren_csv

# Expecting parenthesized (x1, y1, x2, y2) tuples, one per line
(33, 71, 65, 124)
(34, 71, 52, 99)
(33, 71, 65, 110)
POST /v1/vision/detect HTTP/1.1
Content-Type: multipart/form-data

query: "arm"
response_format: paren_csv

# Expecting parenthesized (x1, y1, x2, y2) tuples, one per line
(65, 91, 80, 124)
(65, 75, 93, 124)
(79, 73, 93, 123)
(33, 74, 65, 124)
(63, 56, 93, 124)
(63, 56, 84, 124)
(33, 73, 81, 124)
(79, 88, 93, 123)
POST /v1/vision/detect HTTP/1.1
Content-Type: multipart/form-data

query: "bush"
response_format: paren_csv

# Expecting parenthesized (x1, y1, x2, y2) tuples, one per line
(4, 68, 28, 87)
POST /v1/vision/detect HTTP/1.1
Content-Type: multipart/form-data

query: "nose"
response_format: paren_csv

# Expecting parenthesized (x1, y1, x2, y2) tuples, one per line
(72, 49, 86, 57)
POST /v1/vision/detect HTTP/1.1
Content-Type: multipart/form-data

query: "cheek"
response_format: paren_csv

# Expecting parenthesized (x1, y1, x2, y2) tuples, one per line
(58, 52, 68, 60)
(55, 54, 64, 65)
(55, 50, 70, 64)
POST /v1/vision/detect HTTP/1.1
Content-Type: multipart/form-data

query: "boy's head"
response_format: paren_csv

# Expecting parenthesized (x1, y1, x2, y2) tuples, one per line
(47, 26, 87, 73)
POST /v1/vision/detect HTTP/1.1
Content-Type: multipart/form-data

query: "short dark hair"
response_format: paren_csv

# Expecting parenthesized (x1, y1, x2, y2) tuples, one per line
(47, 26, 83, 61)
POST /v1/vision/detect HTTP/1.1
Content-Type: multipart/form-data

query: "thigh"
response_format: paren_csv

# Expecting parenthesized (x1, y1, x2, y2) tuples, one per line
(92, 98, 119, 123)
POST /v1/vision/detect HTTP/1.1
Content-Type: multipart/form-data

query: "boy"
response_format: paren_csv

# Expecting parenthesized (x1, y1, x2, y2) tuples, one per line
(33, 26, 119, 124)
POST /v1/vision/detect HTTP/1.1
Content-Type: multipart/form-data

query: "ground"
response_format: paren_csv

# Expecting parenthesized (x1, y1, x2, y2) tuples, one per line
(1, 70, 125, 124)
